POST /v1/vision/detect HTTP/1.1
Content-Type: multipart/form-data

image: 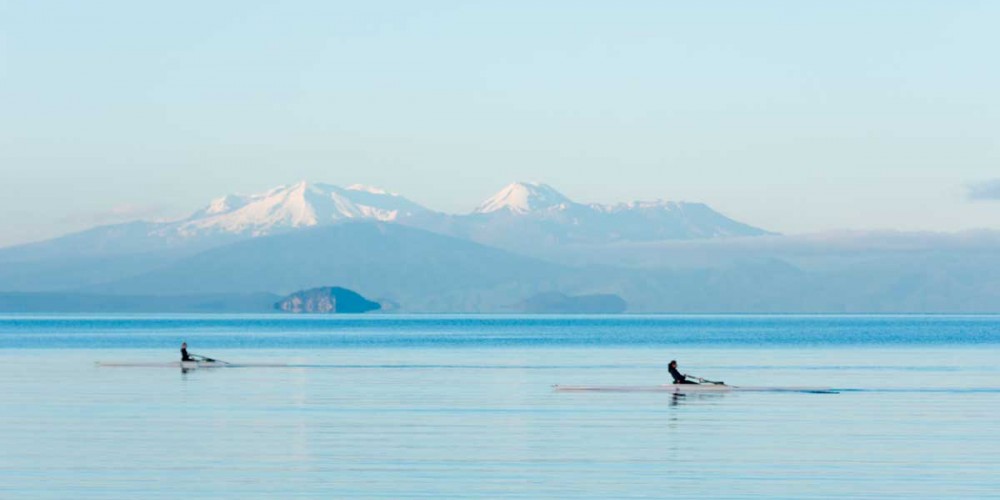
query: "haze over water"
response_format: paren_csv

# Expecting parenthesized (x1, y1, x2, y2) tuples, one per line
(1, 315, 998, 499)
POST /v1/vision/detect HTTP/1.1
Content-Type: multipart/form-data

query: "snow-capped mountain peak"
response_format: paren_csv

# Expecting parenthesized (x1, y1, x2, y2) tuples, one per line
(174, 181, 430, 237)
(474, 182, 573, 214)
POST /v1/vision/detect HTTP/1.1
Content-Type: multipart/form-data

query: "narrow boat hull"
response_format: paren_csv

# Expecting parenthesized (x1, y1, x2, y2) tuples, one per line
(96, 361, 228, 369)
(553, 384, 836, 394)
(96, 361, 293, 368)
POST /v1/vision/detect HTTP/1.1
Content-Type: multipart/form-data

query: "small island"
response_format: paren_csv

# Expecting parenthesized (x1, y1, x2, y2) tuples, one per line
(275, 286, 381, 314)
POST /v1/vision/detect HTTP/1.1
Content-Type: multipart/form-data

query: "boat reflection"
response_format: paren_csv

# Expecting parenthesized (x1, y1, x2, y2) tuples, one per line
(668, 391, 728, 406)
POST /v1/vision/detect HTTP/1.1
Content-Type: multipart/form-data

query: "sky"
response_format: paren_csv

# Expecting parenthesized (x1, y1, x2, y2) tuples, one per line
(1, 0, 998, 247)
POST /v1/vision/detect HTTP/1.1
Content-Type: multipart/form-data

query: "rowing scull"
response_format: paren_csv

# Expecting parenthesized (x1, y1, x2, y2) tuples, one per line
(95, 361, 291, 369)
(553, 384, 837, 394)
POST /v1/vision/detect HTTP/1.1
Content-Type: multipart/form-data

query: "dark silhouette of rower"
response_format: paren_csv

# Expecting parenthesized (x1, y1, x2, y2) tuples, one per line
(181, 342, 193, 362)
(669, 360, 698, 384)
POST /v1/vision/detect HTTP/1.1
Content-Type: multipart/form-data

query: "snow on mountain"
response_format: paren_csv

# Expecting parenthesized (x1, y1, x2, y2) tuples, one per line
(0, 180, 770, 268)
(175, 181, 431, 237)
(474, 182, 573, 214)
(462, 182, 771, 246)
(346, 184, 390, 195)
(596, 200, 684, 213)
(173, 180, 768, 243)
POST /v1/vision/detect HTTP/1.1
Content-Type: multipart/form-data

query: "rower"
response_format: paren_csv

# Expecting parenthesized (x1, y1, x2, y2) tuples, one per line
(669, 360, 698, 384)
(181, 342, 193, 362)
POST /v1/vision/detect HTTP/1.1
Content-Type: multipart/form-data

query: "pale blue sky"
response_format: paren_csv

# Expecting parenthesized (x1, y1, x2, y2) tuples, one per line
(1, 1, 998, 246)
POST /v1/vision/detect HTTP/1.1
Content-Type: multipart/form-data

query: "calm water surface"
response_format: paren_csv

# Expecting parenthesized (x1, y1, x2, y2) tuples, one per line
(1, 315, 998, 499)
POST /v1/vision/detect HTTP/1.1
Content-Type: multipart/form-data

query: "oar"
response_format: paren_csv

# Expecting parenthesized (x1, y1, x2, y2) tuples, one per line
(689, 375, 725, 385)
(190, 353, 230, 364)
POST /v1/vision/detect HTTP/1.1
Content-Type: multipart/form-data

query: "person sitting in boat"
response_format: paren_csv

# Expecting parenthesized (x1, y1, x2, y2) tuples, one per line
(181, 342, 193, 362)
(669, 360, 698, 384)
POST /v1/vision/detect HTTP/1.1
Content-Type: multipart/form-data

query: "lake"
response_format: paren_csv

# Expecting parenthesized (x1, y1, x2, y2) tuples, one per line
(1, 315, 998, 498)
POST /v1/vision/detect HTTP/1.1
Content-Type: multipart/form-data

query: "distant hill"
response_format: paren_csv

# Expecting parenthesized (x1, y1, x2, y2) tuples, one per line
(0, 292, 279, 313)
(91, 222, 582, 312)
(276, 286, 381, 314)
(513, 292, 627, 314)
(5, 230, 1000, 312)
(0, 251, 181, 292)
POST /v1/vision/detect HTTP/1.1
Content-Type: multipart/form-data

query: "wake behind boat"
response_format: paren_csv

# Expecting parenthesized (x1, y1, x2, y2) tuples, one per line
(553, 384, 838, 394)
(95, 361, 293, 368)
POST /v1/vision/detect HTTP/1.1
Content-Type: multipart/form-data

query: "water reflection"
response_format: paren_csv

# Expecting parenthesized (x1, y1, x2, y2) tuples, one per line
(668, 391, 728, 407)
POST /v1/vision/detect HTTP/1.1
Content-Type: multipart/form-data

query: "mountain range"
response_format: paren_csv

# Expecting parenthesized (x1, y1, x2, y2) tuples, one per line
(0, 181, 768, 263)
(176, 180, 770, 243)
(2, 181, 999, 313)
